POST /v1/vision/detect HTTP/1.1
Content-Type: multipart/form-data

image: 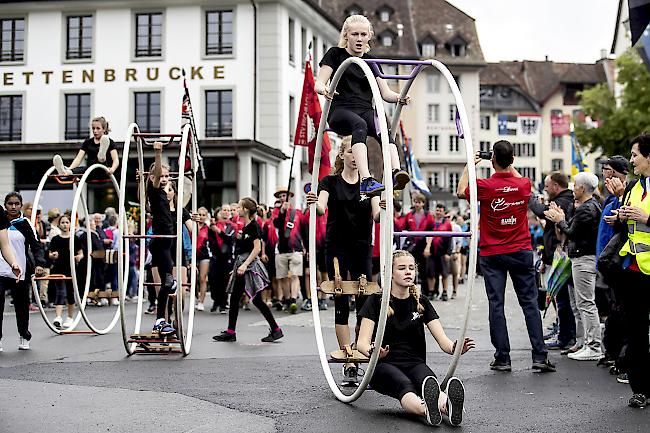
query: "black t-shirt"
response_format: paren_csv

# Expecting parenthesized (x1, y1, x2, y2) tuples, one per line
(147, 183, 174, 235)
(0, 206, 9, 230)
(319, 47, 381, 111)
(235, 220, 261, 256)
(319, 174, 373, 252)
(49, 234, 82, 274)
(359, 293, 439, 364)
(81, 137, 116, 167)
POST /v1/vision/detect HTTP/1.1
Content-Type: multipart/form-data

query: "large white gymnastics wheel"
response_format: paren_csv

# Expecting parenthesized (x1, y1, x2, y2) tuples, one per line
(30, 166, 119, 335)
(118, 123, 197, 356)
(69, 164, 122, 334)
(309, 57, 478, 403)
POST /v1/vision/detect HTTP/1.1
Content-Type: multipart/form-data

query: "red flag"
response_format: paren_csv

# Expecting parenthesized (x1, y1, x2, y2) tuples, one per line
(294, 60, 331, 181)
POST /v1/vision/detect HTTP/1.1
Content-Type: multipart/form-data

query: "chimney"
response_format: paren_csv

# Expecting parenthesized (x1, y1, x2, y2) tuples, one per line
(545, 55, 549, 62)
(600, 48, 607, 59)
(445, 24, 453, 33)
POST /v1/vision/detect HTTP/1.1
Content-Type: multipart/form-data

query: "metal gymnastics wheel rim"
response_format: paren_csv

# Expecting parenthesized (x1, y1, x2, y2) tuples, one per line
(118, 123, 146, 355)
(309, 56, 394, 403)
(175, 123, 198, 356)
(30, 166, 85, 334)
(69, 163, 122, 335)
(384, 58, 478, 385)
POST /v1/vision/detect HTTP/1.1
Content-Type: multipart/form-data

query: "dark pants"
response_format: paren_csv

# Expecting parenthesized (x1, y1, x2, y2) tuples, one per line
(328, 107, 394, 148)
(209, 256, 230, 309)
(480, 250, 547, 363)
(555, 283, 576, 346)
(371, 361, 435, 401)
(0, 277, 31, 341)
(227, 274, 277, 332)
(151, 238, 175, 321)
(326, 245, 371, 326)
(618, 269, 650, 396)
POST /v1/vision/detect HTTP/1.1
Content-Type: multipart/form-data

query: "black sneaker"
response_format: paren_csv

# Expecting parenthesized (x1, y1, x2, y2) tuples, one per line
(421, 376, 442, 426)
(341, 365, 359, 387)
(261, 328, 283, 342)
(145, 304, 156, 315)
(218, 306, 227, 314)
(445, 377, 465, 426)
(490, 359, 512, 372)
(210, 303, 218, 312)
(392, 169, 411, 192)
(274, 301, 284, 311)
(616, 373, 629, 384)
(440, 292, 448, 302)
(212, 331, 236, 342)
(532, 359, 556, 373)
(628, 393, 647, 408)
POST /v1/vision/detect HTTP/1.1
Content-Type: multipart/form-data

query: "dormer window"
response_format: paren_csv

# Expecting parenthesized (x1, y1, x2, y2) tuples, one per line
(345, 4, 363, 16)
(419, 35, 436, 58)
(378, 30, 396, 47)
(377, 5, 394, 22)
(445, 35, 467, 57)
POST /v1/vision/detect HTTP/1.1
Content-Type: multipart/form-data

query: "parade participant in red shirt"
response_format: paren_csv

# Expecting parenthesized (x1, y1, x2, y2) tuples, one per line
(273, 188, 304, 313)
(403, 193, 433, 296)
(457, 140, 555, 373)
(424, 204, 452, 300)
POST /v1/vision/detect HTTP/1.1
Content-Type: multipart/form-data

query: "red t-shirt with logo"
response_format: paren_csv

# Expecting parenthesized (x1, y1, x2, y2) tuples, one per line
(465, 172, 532, 256)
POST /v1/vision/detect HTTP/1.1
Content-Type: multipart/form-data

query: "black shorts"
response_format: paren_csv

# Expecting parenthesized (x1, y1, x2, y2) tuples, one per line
(370, 361, 436, 401)
(372, 256, 380, 276)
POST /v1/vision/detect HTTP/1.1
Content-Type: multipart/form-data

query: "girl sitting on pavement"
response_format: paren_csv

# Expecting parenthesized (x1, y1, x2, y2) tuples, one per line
(357, 250, 475, 427)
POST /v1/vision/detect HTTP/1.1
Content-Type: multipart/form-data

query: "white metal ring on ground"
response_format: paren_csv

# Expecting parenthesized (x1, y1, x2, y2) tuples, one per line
(175, 123, 197, 356)
(69, 163, 122, 335)
(309, 56, 393, 403)
(118, 123, 146, 355)
(30, 165, 84, 334)
(388, 59, 478, 385)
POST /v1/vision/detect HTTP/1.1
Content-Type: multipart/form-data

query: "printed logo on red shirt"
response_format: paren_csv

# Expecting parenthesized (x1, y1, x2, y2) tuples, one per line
(490, 197, 525, 212)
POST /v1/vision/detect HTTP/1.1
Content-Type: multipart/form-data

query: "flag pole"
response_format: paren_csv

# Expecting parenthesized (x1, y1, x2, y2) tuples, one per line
(181, 69, 206, 180)
(286, 42, 312, 201)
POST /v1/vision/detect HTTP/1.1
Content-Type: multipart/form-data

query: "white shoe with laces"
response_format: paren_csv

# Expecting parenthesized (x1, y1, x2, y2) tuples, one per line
(18, 337, 30, 350)
(52, 155, 71, 176)
(62, 317, 74, 328)
(99, 298, 109, 307)
(568, 345, 602, 361)
(53, 316, 62, 329)
(111, 298, 119, 306)
(196, 302, 205, 311)
(98, 135, 110, 163)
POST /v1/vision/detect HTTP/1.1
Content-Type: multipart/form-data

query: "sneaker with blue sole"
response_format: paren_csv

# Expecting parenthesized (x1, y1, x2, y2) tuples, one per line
(153, 320, 176, 336)
(360, 177, 385, 197)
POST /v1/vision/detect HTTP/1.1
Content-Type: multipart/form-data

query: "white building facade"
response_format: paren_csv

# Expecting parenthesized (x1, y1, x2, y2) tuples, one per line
(0, 0, 338, 211)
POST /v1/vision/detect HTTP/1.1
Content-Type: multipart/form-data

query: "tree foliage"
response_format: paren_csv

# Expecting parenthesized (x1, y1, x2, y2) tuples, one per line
(576, 49, 650, 157)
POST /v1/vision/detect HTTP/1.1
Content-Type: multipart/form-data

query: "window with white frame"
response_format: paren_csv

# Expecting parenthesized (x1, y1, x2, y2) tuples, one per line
(420, 36, 436, 58)
(449, 135, 460, 153)
(480, 115, 490, 130)
(552, 135, 563, 152)
(205, 89, 233, 137)
(448, 172, 460, 192)
(449, 104, 456, 122)
(551, 159, 563, 171)
(517, 167, 537, 181)
(288, 18, 295, 64)
(0, 95, 22, 140)
(289, 95, 295, 141)
(65, 93, 91, 139)
(427, 104, 439, 123)
(427, 135, 439, 152)
(479, 167, 492, 179)
(426, 72, 440, 93)
(0, 18, 24, 62)
(66, 15, 92, 60)
(135, 12, 163, 57)
(479, 141, 491, 152)
(429, 172, 440, 187)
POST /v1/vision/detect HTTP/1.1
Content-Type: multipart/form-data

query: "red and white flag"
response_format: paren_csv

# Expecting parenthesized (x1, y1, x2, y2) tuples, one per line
(294, 58, 331, 181)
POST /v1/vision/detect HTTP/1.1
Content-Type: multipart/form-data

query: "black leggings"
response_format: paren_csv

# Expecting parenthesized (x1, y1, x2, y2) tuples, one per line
(328, 107, 394, 147)
(326, 247, 371, 326)
(370, 361, 436, 401)
(227, 274, 278, 332)
(0, 277, 31, 341)
(151, 238, 175, 320)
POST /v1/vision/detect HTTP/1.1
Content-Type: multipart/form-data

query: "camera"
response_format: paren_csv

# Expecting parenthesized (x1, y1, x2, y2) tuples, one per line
(478, 150, 492, 160)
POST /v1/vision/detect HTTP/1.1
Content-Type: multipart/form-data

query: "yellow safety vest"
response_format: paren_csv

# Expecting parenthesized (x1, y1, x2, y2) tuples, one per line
(619, 180, 650, 275)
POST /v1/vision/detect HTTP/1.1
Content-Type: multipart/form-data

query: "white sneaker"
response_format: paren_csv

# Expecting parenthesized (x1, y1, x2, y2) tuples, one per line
(18, 337, 30, 350)
(111, 298, 119, 306)
(0, 340, 3, 352)
(568, 345, 602, 361)
(62, 317, 74, 328)
(98, 135, 110, 163)
(53, 316, 62, 329)
(99, 298, 109, 307)
(52, 155, 70, 176)
(196, 302, 205, 311)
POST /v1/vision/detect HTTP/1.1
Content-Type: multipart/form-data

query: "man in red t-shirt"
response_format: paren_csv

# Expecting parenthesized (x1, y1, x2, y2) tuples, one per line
(457, 140, 555, 373)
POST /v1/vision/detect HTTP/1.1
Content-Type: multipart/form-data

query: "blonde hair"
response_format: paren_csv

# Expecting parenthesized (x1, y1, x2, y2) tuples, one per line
(388, 250, 425, 318)
(91, 116, 110, 134)
(337, 15, 373, 53)
(333, 136, 352, 175)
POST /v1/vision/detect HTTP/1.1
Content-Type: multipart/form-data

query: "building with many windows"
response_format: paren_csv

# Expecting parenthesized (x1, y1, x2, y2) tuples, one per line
(478, 59, 611, 188)
(0, 0, 338, 210)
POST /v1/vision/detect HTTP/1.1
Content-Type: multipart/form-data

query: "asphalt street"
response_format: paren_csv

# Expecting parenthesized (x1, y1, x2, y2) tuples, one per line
(0, 276, 647, 433)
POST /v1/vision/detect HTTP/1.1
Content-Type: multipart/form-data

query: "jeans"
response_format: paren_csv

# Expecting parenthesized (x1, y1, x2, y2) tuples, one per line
(570, 255, 601, 350)
(480, 250, 547, 363)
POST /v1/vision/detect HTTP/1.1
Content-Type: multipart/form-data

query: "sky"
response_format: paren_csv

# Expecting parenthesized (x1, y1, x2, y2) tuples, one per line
(446, 0, 621, 63)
